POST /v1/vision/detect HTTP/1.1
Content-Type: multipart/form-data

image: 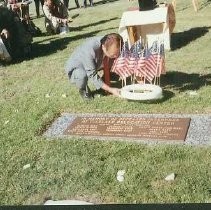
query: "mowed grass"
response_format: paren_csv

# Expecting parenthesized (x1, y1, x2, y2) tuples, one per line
(0, 0, 211, 205)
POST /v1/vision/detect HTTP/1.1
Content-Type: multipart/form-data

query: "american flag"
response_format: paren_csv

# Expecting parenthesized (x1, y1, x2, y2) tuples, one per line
(123, 40, 134, 78)
(111, 41, 133, 79)
(155, 42, 165, 77)
(144, 40, 166, 82)
(134, 40, 146, 78)
(144, 41, 158, 82)
(111, 39, 165, 82)
(127, 43, 138, 75)
(111, 56, 127, 79)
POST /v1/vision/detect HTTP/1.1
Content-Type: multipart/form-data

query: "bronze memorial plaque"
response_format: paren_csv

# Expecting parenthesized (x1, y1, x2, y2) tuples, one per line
(64, 116, 191, 141)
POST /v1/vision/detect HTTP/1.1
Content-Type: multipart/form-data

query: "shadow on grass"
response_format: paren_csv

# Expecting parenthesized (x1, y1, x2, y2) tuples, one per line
(108, 71, 211, 103)
(171, 26, 211, 51)
(34, 37, 59, 44)
(30, 16, 119, 58)
(10, 16, 119, 63)
(94, 0, 120, 6)
(69, 0, 120, 10)
(69, 17, 119, 31)
(161, 71, 211, 92)
(31, 27, 116, 58)
(200, 0, 211, 10)
(176, 1, 211, 12)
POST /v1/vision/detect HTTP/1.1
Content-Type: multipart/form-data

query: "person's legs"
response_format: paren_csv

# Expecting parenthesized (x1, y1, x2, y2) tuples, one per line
(70, 67, 88, 89)
(34, 0, 40, 17)
(45, 22, 56, 34)
(89, 0, 93, 6)
(40, 0, 44, 6)
(69, 68, 93, 100)
(51, 18, 60, 33)
(75, 0, 80, 8)
(40, 0, 44, 15)
(83, 0, 87, 8)
(63, 0, 69, 9)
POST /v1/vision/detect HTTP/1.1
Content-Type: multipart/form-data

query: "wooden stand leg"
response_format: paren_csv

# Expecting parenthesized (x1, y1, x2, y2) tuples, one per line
(171, 0, 176, 10)
(127, 26, 138, 45)
(192, 0, 198, 12)
(172, 0, 198, 12)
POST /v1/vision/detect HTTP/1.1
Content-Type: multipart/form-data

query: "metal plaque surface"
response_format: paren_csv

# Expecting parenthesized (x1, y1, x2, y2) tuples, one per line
(64, 116, 191, 141)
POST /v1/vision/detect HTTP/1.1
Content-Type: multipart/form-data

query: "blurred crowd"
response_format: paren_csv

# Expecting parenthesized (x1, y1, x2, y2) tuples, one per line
(0, 0, 94, 65)
(0, 0, 34, 64)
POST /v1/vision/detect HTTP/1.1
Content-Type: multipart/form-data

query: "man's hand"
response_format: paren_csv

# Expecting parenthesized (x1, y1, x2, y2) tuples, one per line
(102, 83, 121, 97)
(61, 18, 68, 24)
(109, 87, 121, 97)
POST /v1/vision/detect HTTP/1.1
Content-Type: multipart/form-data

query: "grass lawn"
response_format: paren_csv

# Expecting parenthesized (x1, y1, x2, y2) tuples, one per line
(0, 0, 211, 205)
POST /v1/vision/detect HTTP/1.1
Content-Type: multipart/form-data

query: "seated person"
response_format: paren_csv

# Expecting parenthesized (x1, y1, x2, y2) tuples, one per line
(7, 0, 31, 20)
(0, 0, 7, 7)
(7, 0, 21, 15)
(43, 0, 69, 34)
(0, 7, 32, 63)
(7, 0, 41, 37)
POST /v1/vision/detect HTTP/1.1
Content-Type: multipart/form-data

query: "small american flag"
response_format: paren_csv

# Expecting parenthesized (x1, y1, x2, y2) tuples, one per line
(134, 40, 146, 78)
(144, 42, 158, 82)
(155, 42, 165, 77)
(111, 56, 127, 79)
(111, 41, 133, 79)
(144, 40, 166, 82)
(127, 43, 138, 75)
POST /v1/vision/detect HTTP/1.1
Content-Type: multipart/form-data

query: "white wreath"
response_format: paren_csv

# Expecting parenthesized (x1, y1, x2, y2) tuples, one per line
(120, 84, 163, 101)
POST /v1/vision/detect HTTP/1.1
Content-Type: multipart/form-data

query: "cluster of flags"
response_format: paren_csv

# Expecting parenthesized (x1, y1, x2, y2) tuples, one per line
(111, 39, 165, 84)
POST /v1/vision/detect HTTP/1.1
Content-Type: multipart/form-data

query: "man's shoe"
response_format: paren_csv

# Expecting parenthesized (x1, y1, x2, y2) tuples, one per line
(92, 89, 107, 97)
(79, 87, 93, 101)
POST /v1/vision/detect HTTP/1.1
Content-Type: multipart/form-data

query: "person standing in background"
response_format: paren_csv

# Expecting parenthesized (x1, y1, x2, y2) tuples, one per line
(63, 0, 80, 9)
(84, 0, 93, 8)
(34, 0, 44, 18)
(63, 0, 69, 9)
(72, 0, 93, 9)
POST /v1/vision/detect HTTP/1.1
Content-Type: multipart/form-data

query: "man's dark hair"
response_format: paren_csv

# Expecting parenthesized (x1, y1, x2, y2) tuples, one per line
(100, 33, 123, 50)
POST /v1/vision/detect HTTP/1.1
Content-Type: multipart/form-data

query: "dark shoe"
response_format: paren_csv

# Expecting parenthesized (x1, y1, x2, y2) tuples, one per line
(79, 87, 93, 101)
(92, 89, 107, 97)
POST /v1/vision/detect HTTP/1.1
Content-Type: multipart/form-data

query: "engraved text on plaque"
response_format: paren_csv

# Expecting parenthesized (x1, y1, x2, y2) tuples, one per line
(64, 116, 191, 141)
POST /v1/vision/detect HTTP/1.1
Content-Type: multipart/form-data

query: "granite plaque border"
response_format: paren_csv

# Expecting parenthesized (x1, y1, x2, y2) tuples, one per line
(44, 113, 211, 146)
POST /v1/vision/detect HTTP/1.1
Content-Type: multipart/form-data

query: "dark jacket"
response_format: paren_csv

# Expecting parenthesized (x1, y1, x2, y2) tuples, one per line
(0, 7, 32, 60)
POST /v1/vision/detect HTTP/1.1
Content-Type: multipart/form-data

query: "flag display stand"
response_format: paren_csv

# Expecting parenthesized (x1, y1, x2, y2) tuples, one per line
(111, 37, 165, 101)
(118, 4, 175, 50)
(112, 3, 175, 100)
